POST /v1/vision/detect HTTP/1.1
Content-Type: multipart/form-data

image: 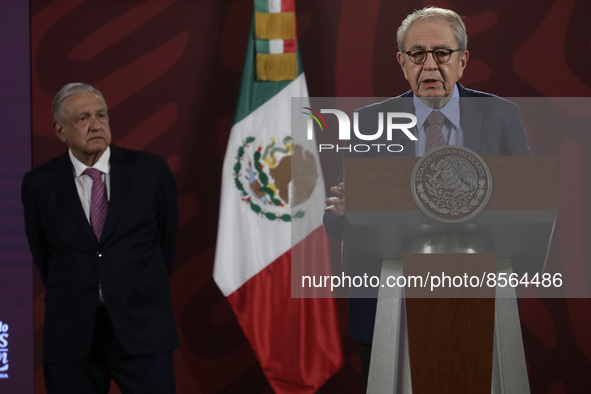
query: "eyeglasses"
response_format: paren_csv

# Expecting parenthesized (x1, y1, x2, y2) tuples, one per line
(405, 49, 462, 65)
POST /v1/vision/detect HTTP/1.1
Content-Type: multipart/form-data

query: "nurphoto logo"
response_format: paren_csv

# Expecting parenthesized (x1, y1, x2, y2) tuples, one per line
(0, 321, 8, 379)
(303, 107, 417, 153)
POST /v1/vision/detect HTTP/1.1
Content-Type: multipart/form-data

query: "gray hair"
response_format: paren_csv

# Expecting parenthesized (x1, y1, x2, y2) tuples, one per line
(52, 82, 106, 122)
(397, 7, 467, 54)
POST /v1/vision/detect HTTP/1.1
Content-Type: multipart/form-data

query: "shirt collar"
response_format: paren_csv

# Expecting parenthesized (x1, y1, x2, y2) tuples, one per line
(412, 84, 461, 130)
(69, 146, 111, 178)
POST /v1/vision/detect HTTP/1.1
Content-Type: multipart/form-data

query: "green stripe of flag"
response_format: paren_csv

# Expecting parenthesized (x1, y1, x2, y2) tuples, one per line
(254, 0, 269, 13)
(255, 39, 270, 54)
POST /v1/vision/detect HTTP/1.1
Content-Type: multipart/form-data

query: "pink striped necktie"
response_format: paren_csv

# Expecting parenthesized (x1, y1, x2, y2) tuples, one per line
(83, 168, 108, 241)
(425, 110, 447, 153)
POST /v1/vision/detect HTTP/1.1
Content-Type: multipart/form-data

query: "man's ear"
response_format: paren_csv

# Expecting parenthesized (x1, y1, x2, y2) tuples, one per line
(53, 121, 66, 143)
(457, 50, 469, 80)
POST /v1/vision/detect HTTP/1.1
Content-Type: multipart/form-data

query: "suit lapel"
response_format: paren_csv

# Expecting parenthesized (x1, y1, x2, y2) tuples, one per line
(101, 145, 131, 243)
(390, 92, 416, 157)
(55, 152, 96, 241)
(458, 84, 485, 154)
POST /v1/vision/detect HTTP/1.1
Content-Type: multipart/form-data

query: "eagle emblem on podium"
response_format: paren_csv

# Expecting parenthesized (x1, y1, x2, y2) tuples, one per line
(411, 146, 492, 223)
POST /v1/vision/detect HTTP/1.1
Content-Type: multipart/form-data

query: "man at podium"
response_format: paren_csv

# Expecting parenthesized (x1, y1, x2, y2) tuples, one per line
(323, 6, 531, 390)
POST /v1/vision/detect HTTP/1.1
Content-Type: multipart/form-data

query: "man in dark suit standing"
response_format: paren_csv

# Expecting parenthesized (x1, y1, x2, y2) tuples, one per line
(22, 82, 179, 394)
(323, 7, 531, 389)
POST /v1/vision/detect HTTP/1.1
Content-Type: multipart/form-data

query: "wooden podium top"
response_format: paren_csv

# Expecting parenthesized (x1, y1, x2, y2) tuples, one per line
(342, 156, 559, 273)
(345, 156, 558, 212)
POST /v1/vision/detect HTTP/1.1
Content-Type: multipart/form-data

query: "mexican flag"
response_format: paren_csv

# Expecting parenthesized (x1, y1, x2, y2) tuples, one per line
(213, 0, 344, 392)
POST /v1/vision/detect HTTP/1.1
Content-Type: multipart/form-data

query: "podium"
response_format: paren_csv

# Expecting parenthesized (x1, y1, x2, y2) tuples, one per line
(343, 155, 558, 394)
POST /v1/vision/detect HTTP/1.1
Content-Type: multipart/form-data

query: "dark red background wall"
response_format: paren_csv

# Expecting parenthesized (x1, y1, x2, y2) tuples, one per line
(30, 0, 591, 393)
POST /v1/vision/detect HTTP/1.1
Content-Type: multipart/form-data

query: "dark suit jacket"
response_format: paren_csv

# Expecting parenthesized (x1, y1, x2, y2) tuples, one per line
(323, 84, 531, 345)
(22, 145, 180, 363)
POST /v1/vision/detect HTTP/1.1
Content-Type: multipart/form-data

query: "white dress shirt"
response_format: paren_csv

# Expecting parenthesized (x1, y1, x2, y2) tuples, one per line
(412, 84, 464, 157)
(69, 147, 111, 223)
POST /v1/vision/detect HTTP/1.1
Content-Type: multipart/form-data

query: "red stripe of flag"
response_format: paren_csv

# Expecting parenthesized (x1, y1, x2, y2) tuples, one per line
(226, 227, 343, 393)
(283, 39, 297, 53)
(281, 0, 295, 13)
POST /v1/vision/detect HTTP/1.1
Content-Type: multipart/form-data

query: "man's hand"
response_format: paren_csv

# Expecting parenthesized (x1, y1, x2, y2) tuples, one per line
(324, 182, 345, 217)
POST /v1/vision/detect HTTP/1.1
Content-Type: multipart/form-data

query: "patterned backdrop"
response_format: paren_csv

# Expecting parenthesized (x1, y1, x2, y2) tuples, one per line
(30, 0, 590, 393)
